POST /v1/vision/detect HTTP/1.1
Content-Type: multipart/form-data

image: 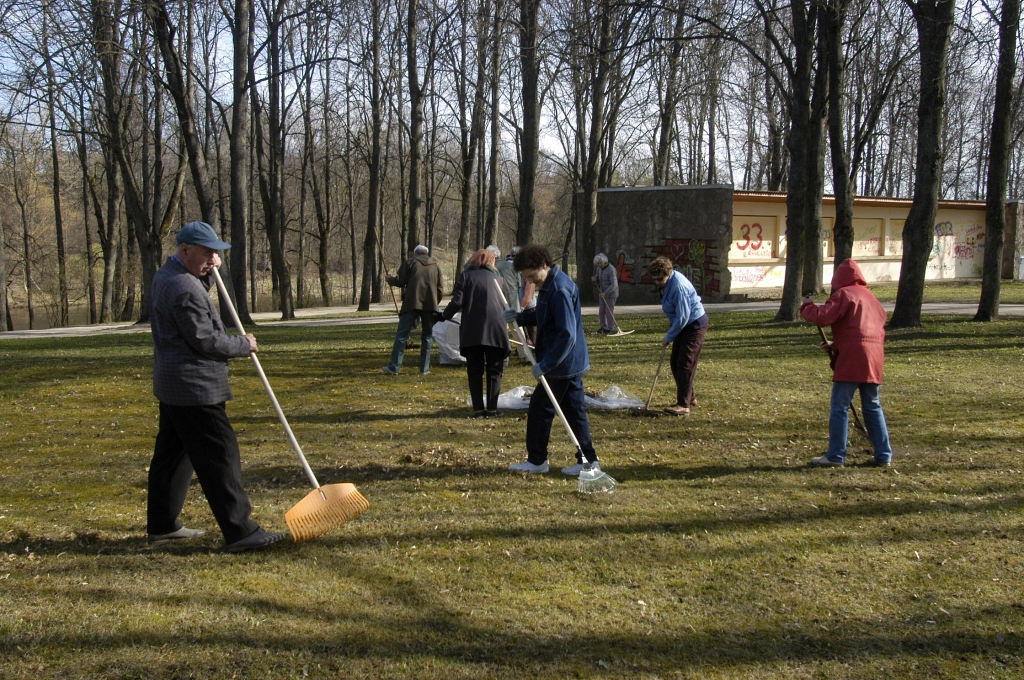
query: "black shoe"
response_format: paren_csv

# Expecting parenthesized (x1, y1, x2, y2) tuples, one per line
(148, 527, 205, 544)
(225, 529, 289, 553)
(863, 458, 891, 468)
(472, 411, 487, 419)
(485, 410, 503, 418)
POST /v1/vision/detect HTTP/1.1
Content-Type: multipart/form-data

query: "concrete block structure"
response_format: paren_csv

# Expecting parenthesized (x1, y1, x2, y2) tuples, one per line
(588, 186, 1017, 302)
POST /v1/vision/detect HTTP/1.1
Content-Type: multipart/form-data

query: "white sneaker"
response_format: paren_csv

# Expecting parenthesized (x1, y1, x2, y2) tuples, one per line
(561, 461, 600, 477)
(508, 460, 549, 473)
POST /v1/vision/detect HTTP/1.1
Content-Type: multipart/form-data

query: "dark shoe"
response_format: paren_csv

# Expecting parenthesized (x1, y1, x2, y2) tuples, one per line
(148, 527, 205, 544)
(864, 458, 891, 468)
(485, 410, 503, 418)
(382, 365, 399, 375)
(472, 411, 487, 419)
(225, 528, 289, 553)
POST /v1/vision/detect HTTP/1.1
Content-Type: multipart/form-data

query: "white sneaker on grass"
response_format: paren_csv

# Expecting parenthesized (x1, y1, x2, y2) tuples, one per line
(508, 460, 549, 473)
(561, 461, 600, 477)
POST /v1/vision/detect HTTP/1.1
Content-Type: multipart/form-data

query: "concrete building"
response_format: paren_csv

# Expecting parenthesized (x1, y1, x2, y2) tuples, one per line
(589, 185, 1023, 304)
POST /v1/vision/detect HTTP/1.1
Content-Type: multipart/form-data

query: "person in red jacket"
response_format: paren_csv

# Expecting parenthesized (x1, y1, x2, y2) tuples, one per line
(800, 259, 893, 467)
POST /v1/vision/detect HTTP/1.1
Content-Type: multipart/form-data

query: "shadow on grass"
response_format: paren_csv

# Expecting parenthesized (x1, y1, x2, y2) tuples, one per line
(2, 559, 1022, 675)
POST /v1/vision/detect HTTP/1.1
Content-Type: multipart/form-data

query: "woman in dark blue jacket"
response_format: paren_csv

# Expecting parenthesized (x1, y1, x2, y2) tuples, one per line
(504, 244, 599, 477)
(443, 249, 511, 418)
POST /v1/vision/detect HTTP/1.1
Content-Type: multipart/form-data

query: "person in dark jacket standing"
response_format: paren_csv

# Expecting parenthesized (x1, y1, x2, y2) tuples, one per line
(503, 244, 599, 476)
(648, 257, 708, 416)
(443, 249, 511, 418)
(383, 244, 444, 375)
(148, 221, 287, 553)
(801, 259, 893, 467)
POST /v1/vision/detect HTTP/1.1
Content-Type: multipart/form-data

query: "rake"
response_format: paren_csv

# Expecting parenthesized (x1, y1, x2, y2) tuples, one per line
(494, 279, 616, 493)
(211, 267, 369, 541)
(598, 296, 634, 336)
(816, 326, 867, 434)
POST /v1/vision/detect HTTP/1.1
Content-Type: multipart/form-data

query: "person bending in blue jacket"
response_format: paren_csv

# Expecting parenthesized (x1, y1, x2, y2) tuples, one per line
(503, 244, 599, 476)
(648, 256, 708, 416)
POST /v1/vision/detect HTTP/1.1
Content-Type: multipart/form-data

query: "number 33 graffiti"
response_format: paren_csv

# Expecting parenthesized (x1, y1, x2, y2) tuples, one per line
(737, 223, 763, 250)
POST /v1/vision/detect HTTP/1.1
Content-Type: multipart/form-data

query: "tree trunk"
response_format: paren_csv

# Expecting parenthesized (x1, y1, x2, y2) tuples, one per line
(407, 0, 424, 253)
(773, 0, 817, 322)
(42, 2, 69, 326)
(801, 10, 829, 296)
(654, 1, 687, 186)
(229, 0, 254, 324)
(0, 208, 7, 330)
(359, 0, 383, 311)
(889, 0, 956, 329)
(517, 0, 541, 245)
(975, 0, 1020, 321)
(826, 0, 854, 265)
(484, 0, 503, 246)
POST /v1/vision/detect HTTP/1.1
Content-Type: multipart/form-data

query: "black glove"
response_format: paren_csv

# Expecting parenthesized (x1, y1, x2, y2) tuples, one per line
(433, 311, 446, 324)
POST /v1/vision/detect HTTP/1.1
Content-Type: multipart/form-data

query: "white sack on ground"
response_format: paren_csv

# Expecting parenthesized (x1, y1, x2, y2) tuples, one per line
(434, 313, 466, 365)
(467, 385, 644, 410)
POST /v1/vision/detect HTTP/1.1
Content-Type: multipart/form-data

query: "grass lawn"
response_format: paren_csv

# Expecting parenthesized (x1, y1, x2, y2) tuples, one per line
(745, 279, 1024, 305)
(1, 311, 1023, 678)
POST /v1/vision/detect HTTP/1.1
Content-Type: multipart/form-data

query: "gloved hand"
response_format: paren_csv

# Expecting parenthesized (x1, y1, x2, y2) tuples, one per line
(433, 310, 446, 324)
(502, 307, 517, 324)
(531, 363, 544, 380)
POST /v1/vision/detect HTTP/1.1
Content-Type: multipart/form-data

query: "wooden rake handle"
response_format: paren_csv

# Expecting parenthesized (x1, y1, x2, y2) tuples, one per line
(210, 267, 321, 490)
(816, 325, 866, 434)
(646, 344, 667, 409)
(493, 279, 590, 464)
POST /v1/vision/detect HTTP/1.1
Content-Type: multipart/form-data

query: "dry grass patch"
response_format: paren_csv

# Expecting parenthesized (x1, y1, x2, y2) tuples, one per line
(1, 312, 1022, 678)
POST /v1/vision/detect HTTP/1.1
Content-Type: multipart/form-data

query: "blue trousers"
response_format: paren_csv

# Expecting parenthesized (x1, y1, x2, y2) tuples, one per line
(526, 375, 597, 465)
(386, 310, 435, 373)
(826, 382, 893, 464)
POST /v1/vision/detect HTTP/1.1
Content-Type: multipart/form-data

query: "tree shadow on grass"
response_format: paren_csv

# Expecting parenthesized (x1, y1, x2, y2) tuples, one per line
(2, 554, 1022, 676)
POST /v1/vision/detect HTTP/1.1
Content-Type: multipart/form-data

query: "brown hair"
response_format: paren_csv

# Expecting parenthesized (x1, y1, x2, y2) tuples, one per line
(466, 248, 496, 268)
(512, 244, 554, 271)
(647, 257, 674, 281)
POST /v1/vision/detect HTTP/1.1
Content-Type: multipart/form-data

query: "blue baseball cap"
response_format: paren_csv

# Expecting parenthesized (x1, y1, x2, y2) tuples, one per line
(176, 221, 231, 250)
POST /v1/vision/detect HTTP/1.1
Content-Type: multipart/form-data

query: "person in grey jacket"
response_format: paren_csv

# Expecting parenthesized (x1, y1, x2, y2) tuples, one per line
(592, 252, 619, 333)
(443, 249, 511, 418)
(148, 221, 287, 553)
(383, 244, 444, 374)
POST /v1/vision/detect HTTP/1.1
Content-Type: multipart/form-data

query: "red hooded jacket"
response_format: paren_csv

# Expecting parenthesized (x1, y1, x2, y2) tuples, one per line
(800, 259, 886, 384)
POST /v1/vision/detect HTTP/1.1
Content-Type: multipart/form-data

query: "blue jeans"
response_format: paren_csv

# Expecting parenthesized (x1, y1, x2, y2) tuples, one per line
(526, 375, 597, 465)
(386, 310, 434, 373)
(826, 382, 892, 464)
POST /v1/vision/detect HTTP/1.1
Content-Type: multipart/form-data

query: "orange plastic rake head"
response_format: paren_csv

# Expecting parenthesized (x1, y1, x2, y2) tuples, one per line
(284, 483, 370, 542)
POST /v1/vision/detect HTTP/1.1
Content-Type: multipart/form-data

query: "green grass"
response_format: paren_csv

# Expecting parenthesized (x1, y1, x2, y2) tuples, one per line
(1, 312, 1023, 678)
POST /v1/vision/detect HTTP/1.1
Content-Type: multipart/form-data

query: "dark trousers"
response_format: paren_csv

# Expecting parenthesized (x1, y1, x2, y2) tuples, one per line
(526, 375, 597, 465)
(148, 402, 259, 544)
(463, 345, 510, 412)
(671, 321, 708, 407)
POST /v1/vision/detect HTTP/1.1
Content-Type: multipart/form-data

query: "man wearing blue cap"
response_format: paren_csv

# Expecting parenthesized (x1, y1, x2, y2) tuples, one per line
(147, 221, 287, 553)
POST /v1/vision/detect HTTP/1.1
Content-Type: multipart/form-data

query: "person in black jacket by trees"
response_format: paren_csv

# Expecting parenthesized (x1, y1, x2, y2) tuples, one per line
(443, 249, 511, 417)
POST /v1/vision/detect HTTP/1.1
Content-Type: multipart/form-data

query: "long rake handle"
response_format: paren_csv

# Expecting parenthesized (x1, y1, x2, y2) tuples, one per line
(211, 267, 321, 491)
(494, 279, 589, 463)
(816, 326, 866, 433)
(371, 225, 401, 316)
(646, 345, 667, 410)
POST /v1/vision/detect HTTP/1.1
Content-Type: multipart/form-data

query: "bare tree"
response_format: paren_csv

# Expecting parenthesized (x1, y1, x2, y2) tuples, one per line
(889, 0, 957, 329)
(975, 0, 1020, 321)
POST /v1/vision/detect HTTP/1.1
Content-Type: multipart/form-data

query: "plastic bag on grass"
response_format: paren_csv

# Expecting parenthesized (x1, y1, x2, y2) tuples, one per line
(467, 385, 642, 410)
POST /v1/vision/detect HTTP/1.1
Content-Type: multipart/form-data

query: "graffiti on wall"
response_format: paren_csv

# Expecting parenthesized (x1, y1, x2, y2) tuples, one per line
(638, 237, 721, 296)
(614, 251, 636, 284)
(928, 221, 985, 278)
